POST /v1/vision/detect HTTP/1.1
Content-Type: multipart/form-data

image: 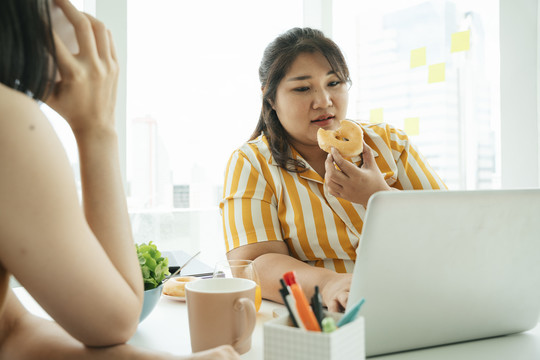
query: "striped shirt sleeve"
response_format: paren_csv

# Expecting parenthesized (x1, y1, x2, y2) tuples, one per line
(393, 127, 447, 190)
(367, 123, 447, 190)
(220, 149, 282, 252)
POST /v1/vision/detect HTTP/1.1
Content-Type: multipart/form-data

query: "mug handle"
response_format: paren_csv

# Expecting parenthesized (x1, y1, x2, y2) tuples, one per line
(232, 297, 256, 349)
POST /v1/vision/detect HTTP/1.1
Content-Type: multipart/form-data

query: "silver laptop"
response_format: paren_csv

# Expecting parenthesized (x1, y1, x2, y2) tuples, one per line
(348, 189, 540, 357)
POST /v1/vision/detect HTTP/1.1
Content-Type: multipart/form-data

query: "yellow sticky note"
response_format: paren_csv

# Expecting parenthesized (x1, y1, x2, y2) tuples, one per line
(404, 117, 420, 136)
(428, 63, 445, 83)
(370, 108, 383, 123)
(410, 47, 426, 68)
(451, 30, 470, 53)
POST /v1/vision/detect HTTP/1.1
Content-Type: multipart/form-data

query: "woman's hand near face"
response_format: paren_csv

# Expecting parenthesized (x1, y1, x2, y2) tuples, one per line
(324, 144, 392, 207)
(45, 0, 118, 136)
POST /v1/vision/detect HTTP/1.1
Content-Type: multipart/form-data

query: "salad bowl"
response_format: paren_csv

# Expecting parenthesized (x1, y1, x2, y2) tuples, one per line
(139, 283, 163, 322)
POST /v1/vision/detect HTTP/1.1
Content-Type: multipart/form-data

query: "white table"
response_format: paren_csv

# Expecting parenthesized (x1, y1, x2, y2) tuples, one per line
(13, 286, 275, 359)
(13, 287, 540, 359)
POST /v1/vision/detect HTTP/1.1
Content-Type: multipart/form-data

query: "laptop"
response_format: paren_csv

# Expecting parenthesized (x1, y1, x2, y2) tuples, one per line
(347, 189, 540, 357)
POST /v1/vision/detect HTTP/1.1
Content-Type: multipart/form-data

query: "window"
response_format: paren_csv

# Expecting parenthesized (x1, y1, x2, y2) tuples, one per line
(333, 0, 500, 190)
(44, 0, 539, 261)
(126, 0, 303, 261)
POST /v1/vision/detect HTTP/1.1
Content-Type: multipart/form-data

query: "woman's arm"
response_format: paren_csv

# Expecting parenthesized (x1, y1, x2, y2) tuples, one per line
(228, 242, 352, 313)
(221, 140, 353, 312)
(0, 0, 142, 347)
(49, 2, 142, 301)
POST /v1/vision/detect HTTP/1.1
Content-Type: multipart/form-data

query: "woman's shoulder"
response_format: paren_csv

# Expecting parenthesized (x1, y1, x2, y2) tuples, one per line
(0, 83, 41, 112)
(234, 134, 271, 156)
(227, 134, 274, 167)
(0, 84, 56, 165)
(0, 84, 43, 131)
(354, 120, 408, 140)
(353, 120, 404, 134)
(353, 120, 411, 154)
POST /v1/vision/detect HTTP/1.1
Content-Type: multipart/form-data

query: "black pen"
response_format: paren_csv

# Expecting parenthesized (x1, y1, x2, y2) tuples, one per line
(311, 285, 324, 328)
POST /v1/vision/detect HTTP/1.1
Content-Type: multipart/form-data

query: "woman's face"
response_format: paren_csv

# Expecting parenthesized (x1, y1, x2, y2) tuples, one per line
(272, 51, 349, 150)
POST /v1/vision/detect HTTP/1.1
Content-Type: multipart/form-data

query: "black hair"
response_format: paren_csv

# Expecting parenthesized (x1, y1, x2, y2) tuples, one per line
(0, 0, 57, 100)
(252, 27, 351, 172)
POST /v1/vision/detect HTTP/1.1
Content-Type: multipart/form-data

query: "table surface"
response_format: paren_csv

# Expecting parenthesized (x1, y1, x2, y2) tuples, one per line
(13, 287, 540, 359)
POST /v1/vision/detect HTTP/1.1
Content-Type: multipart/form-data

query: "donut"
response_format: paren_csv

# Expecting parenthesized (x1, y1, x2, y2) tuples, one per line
(163, 276, 199, 297)
(317, 120, 364, 157)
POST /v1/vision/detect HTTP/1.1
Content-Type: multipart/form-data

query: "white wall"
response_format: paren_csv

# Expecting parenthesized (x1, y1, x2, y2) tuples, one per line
(303, 0, 333, 36)
(500, 0, 540, 188)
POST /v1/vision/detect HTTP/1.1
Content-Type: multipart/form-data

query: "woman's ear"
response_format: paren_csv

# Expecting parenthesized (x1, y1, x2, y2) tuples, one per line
(267, 97, 276, 110)
(262, 87, 276, 110)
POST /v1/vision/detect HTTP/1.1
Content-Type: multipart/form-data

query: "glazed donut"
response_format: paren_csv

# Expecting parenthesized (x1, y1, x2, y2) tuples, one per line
(163, 276, 199, 297)
(317, 120, 364, 157)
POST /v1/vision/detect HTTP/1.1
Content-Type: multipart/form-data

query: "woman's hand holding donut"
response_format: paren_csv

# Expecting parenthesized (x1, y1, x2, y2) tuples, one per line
(45, 0, 118, 136)
(324, 144, 391, 207)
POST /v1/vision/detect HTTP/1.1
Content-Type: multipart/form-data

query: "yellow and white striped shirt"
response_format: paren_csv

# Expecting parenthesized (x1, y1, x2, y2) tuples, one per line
(220, 122, 447, 273)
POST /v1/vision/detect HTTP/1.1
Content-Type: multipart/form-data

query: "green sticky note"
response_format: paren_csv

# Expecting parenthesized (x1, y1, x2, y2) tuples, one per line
(370, 108, 383, 123)
(404, 117, 420, 136)
(410, 47, 426, 68)
(451, 30, 470, 53)
(428, 63, 445, 83)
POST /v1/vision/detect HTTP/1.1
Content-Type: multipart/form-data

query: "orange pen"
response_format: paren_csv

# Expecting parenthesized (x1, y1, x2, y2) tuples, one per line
(283, 271, 321, 332)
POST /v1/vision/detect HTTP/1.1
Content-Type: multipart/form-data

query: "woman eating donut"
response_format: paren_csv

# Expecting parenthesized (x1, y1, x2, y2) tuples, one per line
(219, 27, 447, 312)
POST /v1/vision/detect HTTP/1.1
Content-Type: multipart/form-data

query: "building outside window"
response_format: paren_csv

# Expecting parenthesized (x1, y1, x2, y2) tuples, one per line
(333, 0, 500, 190)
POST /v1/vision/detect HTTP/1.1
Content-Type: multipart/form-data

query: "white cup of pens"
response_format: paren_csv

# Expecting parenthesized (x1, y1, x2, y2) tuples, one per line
(279, 271, 365, 332)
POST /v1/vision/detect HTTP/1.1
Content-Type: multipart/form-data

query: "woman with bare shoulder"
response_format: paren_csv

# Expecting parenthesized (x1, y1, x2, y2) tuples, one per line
(0, 1, 238, 359)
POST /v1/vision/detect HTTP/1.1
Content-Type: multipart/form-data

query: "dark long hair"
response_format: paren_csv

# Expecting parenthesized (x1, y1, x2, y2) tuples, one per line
(0, 0, 57, 100)
(252, 27, 351, 172)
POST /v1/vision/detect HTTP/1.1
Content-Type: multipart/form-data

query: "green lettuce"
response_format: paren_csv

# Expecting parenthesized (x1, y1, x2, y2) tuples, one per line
(136, 241, 170, 290)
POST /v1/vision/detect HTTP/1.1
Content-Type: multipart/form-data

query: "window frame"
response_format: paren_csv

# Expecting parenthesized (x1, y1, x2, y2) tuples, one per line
(499, 0, 540, 188)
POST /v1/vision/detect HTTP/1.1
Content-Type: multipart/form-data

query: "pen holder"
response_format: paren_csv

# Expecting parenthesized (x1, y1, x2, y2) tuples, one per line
(263, 311, 365, 360)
